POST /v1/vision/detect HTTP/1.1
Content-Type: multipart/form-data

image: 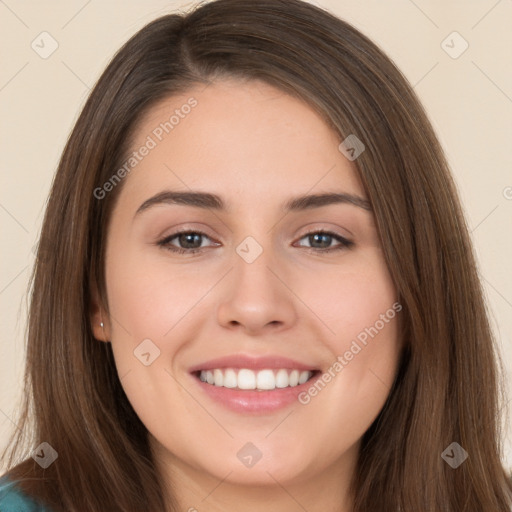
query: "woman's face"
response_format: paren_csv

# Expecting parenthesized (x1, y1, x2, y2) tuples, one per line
(92, 79, 401, 492)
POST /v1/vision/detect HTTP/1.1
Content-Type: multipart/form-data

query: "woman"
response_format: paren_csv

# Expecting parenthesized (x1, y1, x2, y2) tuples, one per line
(1, 0, 511, 510)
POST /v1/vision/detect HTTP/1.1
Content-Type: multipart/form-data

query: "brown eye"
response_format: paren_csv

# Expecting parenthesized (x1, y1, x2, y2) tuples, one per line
(157, 230, 217, 254)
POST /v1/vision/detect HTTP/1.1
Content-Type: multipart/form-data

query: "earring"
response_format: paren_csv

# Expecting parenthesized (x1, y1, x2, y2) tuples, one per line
(99, 318, 108, 342)
(100, 312, 106, 336)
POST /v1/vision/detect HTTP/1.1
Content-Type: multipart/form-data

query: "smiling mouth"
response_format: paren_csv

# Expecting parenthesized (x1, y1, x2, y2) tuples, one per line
(193, 368, 320, 391)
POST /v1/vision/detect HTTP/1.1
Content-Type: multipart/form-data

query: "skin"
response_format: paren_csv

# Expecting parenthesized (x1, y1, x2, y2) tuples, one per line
(91, 79, 402, 512)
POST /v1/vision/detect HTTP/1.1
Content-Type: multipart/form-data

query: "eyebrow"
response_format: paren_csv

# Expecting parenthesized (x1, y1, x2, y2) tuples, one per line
(134, 190, 372, 217)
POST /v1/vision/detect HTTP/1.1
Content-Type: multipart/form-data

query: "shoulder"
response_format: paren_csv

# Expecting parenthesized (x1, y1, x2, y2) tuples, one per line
(0, 475, 52, 512)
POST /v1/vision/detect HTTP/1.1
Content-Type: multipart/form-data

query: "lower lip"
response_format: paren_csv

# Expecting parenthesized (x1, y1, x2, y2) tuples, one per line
(191, 372, 320, 414)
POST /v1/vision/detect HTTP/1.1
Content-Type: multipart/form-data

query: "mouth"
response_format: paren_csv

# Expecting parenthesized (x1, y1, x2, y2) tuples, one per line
(188, 355, 322, 413)
(192, 368, 320, 391)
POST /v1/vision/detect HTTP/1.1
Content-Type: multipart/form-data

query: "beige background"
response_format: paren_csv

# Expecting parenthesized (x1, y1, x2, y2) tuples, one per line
(1, 0, 511, 473)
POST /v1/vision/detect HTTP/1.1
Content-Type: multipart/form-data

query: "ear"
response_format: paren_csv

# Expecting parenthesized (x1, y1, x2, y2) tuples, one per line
(90, 281, 111, 343)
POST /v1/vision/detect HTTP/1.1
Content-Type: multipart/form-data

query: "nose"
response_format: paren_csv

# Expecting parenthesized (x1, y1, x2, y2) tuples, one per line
(216, 241, 298, 336)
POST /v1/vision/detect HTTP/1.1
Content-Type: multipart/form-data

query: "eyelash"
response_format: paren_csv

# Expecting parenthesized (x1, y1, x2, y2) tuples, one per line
(156, 229, 354, 255)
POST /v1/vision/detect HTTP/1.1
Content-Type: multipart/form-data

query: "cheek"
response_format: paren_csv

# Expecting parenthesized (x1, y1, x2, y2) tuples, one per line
(103, 252, 194, 439)
(299, 251, 398, 345)
(295, 253, 400, 424)
(105, 250, 196, 338)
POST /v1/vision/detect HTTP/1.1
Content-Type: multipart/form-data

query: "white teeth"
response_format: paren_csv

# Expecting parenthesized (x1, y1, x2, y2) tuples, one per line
(213, 369, 223, 387)
(298, 370, 310, 385)
(256, 369, 275, 390)
(223, 368, 237, 388)
(237, 369, 256, 389)
(275, 369, 289, 388)
(198, 368, 314, 390)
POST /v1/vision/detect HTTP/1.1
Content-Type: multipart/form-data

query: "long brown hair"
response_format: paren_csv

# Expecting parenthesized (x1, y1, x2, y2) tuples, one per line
(2, 0, 511, 510)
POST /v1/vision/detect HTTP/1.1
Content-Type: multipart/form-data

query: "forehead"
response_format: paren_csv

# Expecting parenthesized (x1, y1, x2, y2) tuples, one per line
(119, 79, 364, 210)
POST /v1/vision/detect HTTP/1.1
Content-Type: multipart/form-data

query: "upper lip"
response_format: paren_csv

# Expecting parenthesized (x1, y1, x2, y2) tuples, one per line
(188, 354, 319, 373)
